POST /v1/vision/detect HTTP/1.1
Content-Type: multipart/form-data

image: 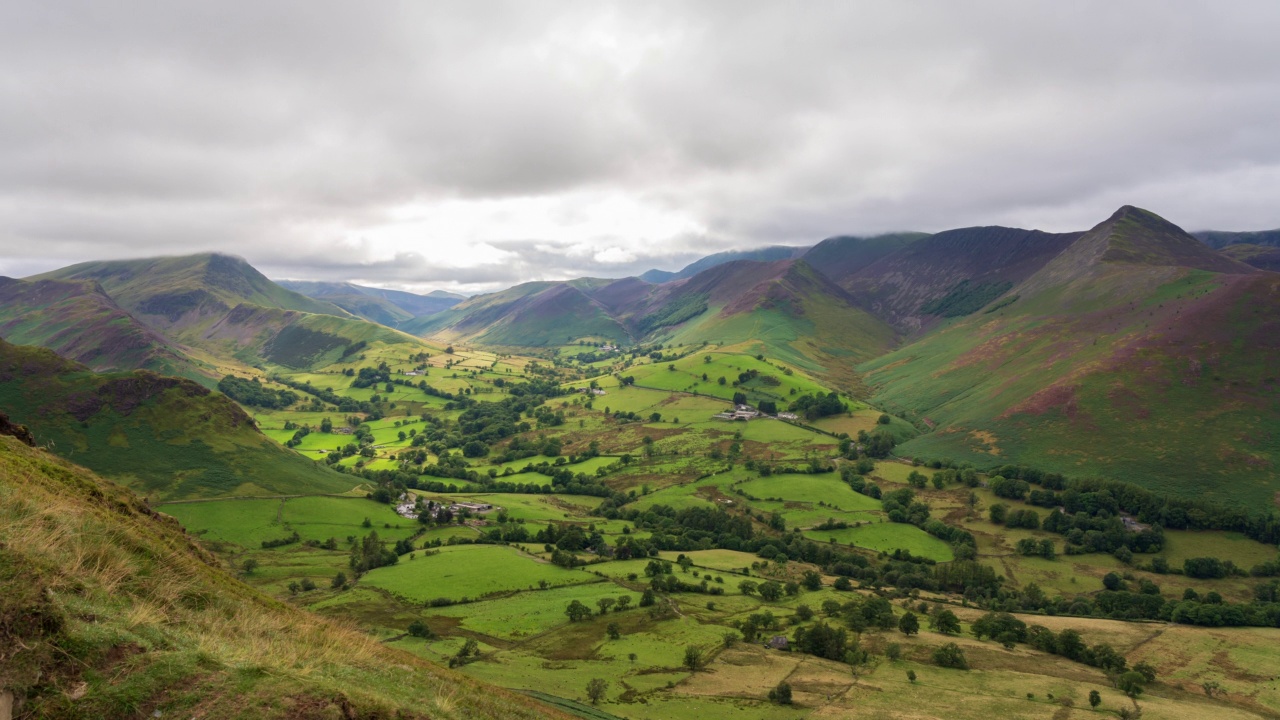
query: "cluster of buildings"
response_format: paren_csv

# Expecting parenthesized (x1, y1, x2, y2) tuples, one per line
(394, 498, 496, 520)
(711, 404, 800, 423)
(713, 404, 762, 422)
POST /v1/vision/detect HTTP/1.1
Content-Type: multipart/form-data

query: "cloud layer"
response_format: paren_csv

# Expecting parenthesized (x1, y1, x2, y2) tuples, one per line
(2, 1, 1279, 292)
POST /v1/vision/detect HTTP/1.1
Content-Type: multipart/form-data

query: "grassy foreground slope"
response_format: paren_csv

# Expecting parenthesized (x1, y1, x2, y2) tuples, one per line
(0, 339, 352, 500)
(0, 433, 566, 720)
(862, 206, 1279, 505)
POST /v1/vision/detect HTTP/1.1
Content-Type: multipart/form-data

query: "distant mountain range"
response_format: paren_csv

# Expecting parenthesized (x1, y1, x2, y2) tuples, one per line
(638, 245, 809, 283)
(1, 207, 1276, 500)
(276, 280, 464, 327)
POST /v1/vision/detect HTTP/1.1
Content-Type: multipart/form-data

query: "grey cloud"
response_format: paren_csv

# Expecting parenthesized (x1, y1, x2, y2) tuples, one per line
(3, 1, 1280, 291)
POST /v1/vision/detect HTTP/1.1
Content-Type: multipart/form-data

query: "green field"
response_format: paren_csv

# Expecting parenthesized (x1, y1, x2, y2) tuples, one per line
(360, 544, 604, 602)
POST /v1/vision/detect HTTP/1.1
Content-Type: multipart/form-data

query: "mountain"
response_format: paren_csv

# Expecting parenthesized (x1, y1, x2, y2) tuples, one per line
(404, 280, 631, 347)
(802, 232, 929, 285)
(33, 254, 417, 370)
(0, 276, 208, 382)
(0, 432, 564, 719)
(1194, 228, 1280, 249)
(828, 226, 1084, 331)
(1219, 243, 1280, 271)
(409, 258, 897, 387)
(0, 338, 352, 500)
(638, 245, 808, 283)
(278, 280, 464, 326)
(859, 205, 1276, 505)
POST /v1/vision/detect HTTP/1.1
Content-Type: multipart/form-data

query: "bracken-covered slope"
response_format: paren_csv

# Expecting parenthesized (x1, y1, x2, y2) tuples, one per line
(33, 254, 417, 369)
(0, 432, 566, 720)
(860, 206, 1279, 506)
(0, 339, 352, 500)
(0, 276, 208, 382)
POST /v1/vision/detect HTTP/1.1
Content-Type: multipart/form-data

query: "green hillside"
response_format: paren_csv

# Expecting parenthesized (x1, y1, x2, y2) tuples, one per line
(36, 253, 349, 318)
(0, 432, 566, 720)
(406, 281, 631, 347)
(0, 276, 209, 382)
(0, 339, 353, 500)
(32, 253, 421, 370)
(860, 206, 1279, 505)
(660, 260, 898, 384)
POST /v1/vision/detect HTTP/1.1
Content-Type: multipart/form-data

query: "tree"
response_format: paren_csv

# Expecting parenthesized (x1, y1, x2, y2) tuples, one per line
(240, 558, 259, 575)
(331, 571, 347, 589)
(615, 595, 632, 612)
(932, 642, 968, 670)
(929, 609, 961, 635)
(565, 600, 592, 622)
(407, 620, 433, 638)
(607, 623, 621, 640)
(682, 645, 705, 671)
(758, 581, 783, 601)
(899, 612, 920, 636)
(906, 669, 917, 683)
(585, 678, 608, 704)
(738, 580, 759, 596)
(885, 643, 902, 661)
(767, 681, 792, 705)
(802, 570, 823, 591)
(1103, 572, 1124, 591)
(1088, 690, 1102, 708)
(597, 597, 617, 615)
(1117, 671, 1146, 698)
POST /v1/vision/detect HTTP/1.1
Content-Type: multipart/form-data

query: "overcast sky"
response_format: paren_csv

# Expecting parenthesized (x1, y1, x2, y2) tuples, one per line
(2, 2, 1279, 294)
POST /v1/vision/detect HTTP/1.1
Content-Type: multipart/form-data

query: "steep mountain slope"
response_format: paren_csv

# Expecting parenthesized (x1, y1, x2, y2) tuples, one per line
(278, 280, 463, 326)
(639, 244, 808, 283)
(834, 226, 1083, 331)
(34, 254, 416, 369)
(860, 206, 1277, 506)
(0, 433, 565, 720)
(0, 276, 208, 382)
(0, 339, 352, 500)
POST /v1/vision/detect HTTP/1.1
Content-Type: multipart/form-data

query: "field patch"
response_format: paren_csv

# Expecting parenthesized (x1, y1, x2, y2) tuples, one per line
(803, 520, 955, 561)
(360, 543, 602, 603)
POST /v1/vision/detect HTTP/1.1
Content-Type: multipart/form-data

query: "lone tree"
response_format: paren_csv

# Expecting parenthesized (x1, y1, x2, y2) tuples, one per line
(1088, 690, 1102, 708)
(240, 558, 259, 575)
(585, 678, 608, 705)
(683, 645, 705, 671)
(767, 681, 792, 705)
(899, 612, 920, 636)
(932, 642, 969, 670)
(607, 623, 621, 640)
(907, 669, 917, 683)
(929, 609, 961, 635)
